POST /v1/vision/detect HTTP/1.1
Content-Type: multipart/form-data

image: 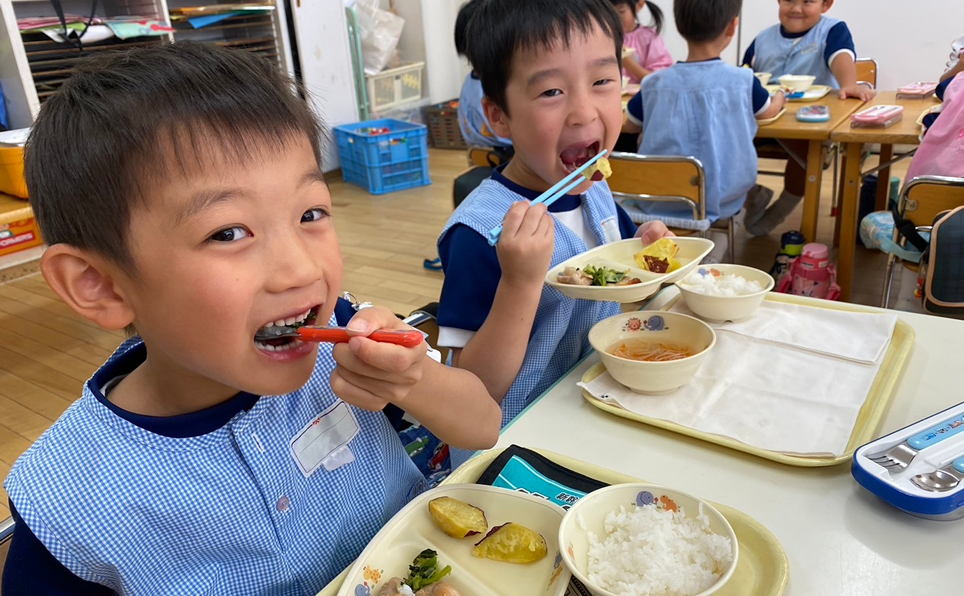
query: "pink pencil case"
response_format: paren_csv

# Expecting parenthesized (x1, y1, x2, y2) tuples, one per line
(897, 82, 938, 98)
(851, 105, 905, 128)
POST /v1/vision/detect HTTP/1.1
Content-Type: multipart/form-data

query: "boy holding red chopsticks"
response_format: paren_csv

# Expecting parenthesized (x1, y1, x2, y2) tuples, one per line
(3, 43, 500, 595)
(436, 0, 672, 465)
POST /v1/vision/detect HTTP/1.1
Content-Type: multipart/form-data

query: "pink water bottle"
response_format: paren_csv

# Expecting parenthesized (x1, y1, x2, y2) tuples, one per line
(776, 243, 841, 300)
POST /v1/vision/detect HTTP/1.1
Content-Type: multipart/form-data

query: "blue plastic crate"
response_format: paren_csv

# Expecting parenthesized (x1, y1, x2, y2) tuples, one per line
(334, 118, 431, 195)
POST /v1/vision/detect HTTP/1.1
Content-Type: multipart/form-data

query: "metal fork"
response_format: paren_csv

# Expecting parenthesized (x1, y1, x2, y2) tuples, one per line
(869, 413, 964, 472)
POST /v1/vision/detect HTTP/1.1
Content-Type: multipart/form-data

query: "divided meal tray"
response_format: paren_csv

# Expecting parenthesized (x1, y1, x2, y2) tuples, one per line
(317, 448, 789, 596)
(581, 293, 915, 467)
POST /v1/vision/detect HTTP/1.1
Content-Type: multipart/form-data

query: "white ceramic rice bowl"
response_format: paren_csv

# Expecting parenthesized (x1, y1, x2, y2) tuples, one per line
(754, 72, 772, 85)
(559, 483, 739, 596)
(588, 312, 715, 394)
(675, 265, 774, 322)
(778, 74, 815, 92)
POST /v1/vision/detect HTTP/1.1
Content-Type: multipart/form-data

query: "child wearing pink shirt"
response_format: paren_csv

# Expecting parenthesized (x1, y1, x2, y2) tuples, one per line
(611, 0, 673, 84)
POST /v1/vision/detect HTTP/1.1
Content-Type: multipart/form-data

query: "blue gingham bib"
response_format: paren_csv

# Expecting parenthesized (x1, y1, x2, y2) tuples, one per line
(439, 179, 622, 428)
(752, 17, 843, 88)
(4, 337, 425, 595)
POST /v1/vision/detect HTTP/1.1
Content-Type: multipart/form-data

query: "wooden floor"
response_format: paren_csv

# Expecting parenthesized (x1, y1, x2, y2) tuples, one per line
(0, 148, 909, 519)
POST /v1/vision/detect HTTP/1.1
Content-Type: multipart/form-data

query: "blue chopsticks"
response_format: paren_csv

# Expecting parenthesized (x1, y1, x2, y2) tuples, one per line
(487, 149, 609, 246)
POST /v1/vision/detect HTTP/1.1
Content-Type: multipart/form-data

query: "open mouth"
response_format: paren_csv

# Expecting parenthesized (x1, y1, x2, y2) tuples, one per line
(560, 141, 604, 180)
(254, 305, 319, 352)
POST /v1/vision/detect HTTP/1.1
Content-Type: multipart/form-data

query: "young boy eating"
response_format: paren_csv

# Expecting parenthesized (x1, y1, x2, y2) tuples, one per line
(2, 43, 500, 595)
(436, 0, 671, 464)
(622, 0, 786, 244)
(742, 0, 876, 236)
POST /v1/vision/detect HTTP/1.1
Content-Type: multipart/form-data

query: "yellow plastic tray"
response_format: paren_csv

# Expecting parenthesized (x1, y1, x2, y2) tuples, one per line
(317, 448, 790, 596)
(449, 448, 789, 596)
(582, 292, 916, 467)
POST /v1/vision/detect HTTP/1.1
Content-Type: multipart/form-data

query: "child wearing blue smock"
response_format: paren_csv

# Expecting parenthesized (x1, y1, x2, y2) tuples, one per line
(622, 0, 786, 250)
(455, 0, 512, 149)
(2, 43, 500, 596)
(436, 0, 673, 467)
(741, 0, 875, 236)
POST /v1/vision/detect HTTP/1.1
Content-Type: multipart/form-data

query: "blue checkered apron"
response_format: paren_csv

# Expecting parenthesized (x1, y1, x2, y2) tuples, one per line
(5, 337, 425, 595)
(439, 180, 623, 465)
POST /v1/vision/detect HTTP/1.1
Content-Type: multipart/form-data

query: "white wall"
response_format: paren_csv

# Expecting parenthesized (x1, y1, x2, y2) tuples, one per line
(416, 0, 964, 93)
(291, 1, 359, 171)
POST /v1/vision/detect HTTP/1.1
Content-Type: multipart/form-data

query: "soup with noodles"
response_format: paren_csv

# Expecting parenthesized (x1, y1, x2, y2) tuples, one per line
(608, 339, 694, 362)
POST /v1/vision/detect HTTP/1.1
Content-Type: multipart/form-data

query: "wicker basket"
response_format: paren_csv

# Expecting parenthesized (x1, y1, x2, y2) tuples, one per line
(424, 100, 466, 149)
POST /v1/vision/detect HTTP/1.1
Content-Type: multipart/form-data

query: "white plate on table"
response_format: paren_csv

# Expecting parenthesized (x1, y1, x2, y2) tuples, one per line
(545, 237, 715, 303)
(336, 484, 569, 596)
(766, 84, 831, 102)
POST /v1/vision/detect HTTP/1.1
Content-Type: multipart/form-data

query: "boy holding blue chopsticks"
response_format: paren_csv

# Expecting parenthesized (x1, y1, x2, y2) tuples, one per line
(436, 0, 671, 464)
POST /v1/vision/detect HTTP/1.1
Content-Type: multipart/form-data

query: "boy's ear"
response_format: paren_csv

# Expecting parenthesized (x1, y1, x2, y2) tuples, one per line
(482, 96, 512, 140)
(822, 0, 834, 13)
(40, 245, 136, 331)
(725, 16, 739, 38)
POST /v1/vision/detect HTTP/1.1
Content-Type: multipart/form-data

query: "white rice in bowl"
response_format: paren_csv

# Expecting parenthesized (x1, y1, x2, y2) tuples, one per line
(586, 502, 733, 596)
(677, 268, 763, 297)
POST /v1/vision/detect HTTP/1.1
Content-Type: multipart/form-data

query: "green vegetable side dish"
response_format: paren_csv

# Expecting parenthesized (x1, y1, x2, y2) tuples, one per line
(584, 265, 630, 286)
(405, 549, 452, 591)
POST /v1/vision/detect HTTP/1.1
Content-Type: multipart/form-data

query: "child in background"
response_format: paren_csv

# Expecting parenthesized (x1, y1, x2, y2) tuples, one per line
(940, 34, 964, 83)
(610, 0, 673, 85)
(455, 0, 512, 150)
(436, 0, 672, 464)
(3, 43, 500, 595)
(742, 0, 875, 236)
(905, 73, 964, 180)
(622, 0, 785, 252)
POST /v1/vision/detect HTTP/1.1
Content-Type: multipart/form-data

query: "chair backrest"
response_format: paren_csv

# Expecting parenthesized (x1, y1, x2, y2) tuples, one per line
(1, 516, 13, 587)
(467, 146, 504, 168)
(901, 176, 964, 229)
(855, 57, 878, 89)
(606, 152, 706, 219)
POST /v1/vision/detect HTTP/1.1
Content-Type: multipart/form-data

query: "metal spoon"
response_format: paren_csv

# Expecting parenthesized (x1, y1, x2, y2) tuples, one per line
(910, 456, 964, 492)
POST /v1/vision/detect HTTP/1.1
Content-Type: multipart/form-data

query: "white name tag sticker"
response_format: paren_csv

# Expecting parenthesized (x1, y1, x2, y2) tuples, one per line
(289, 401, 361, 477)
(600, 216, 621, 244)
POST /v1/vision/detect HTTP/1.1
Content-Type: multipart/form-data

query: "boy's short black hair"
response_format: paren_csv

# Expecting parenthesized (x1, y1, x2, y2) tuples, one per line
(465, 0, 623, 114)
(674, 0, 742, 43)
(455, 0, 484, 57)
(25, 42, 322, 273)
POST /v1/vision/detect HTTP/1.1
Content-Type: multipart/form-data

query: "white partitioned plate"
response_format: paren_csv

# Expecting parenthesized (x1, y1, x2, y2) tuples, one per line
(335, 484, 570, 596)
(766, 84, 832, 101)
(545, 237, 715, 303)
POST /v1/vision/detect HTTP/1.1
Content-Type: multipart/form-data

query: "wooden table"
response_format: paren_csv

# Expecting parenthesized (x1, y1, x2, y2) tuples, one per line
(487, 289, 964, 596)
(830, 91, 940, 300)
(756, 96, 864, 242)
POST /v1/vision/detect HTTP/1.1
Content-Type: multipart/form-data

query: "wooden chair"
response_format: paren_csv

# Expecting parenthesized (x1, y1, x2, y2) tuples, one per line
(855, 57, 879, 89)
(607, 152, 735, 263)
(881, 176, 964, 307)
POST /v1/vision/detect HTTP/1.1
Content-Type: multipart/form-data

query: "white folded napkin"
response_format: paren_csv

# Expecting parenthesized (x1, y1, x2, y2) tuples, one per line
(578, 300, 898, 456)
(671, 300, 897, 363)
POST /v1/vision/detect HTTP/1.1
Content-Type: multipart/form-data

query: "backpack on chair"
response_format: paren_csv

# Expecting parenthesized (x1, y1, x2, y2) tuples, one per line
(914, 206, 964, 317)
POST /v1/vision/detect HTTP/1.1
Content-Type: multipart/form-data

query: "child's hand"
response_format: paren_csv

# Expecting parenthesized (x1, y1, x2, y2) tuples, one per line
(635, 220, 675, 246)
(496, 201, 555, 288)
(330, 306, 425, 411)
(838, 85, 876, 102)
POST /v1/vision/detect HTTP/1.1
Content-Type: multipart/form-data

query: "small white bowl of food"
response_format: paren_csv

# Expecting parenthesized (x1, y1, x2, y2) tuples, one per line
(675, 265, 774, 323)
(588, 311, 715, 394)
(559, 483, 739, 596)
(754, 72, 772, 85)
(778, 74, 815, 92)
